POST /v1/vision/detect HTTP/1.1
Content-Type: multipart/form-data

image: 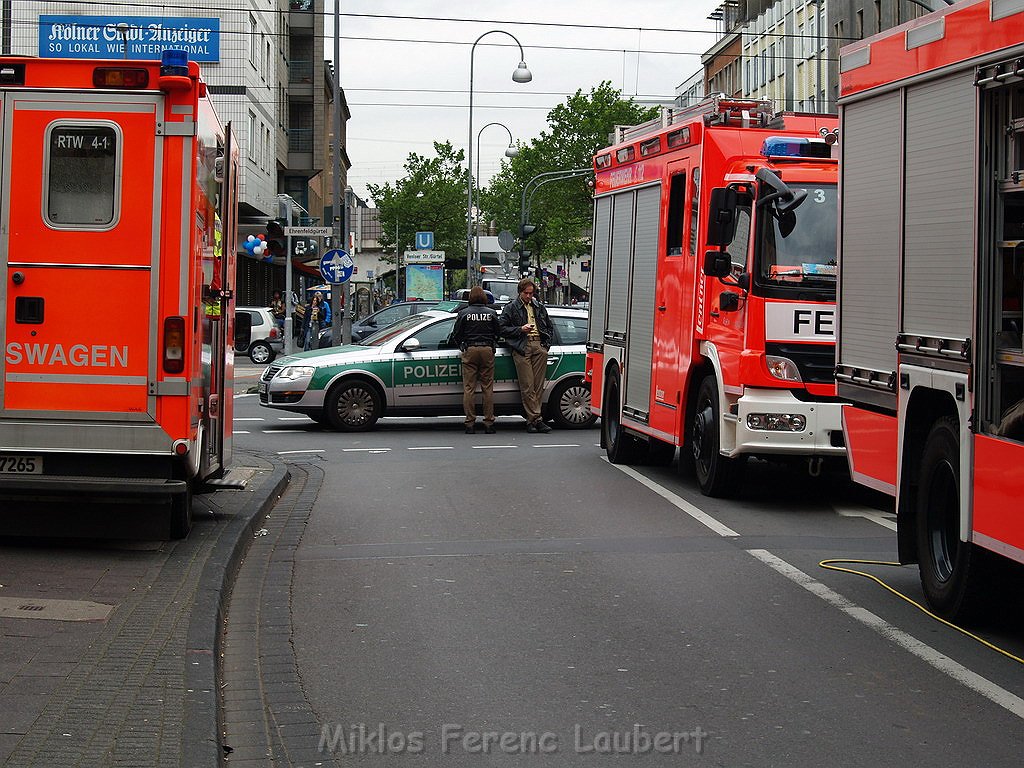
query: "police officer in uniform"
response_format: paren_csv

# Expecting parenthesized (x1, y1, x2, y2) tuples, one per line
(449, 286, 501, 434)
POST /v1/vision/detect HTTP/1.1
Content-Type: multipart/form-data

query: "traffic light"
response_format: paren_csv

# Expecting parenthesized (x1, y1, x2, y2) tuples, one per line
(518, 250, 532, 274)
(520, 223, 536, 240)
(265, 220, 286, 258)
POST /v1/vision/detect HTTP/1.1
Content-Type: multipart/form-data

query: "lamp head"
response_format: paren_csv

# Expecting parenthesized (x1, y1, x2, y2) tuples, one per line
(512, 61, 532, 83)
(504, 146, 519, 158)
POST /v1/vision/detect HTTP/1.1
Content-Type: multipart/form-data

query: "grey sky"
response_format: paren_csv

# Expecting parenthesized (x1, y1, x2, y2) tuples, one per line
(331, 1, 724, 202)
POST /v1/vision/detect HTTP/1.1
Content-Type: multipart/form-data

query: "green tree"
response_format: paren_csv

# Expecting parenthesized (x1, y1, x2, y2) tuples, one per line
(368, 141, 467, 279)
(479, 82, 657, 262)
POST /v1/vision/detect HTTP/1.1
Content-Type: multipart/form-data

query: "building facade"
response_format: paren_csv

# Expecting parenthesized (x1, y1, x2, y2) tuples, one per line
(687, 0, 937, 113)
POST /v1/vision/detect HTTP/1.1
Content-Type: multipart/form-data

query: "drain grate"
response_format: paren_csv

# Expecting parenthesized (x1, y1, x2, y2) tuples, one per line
(0, 596, 114, 622)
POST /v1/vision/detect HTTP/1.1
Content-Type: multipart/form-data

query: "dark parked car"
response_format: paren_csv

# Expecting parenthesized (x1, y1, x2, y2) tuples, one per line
(317, 300, 441, 348)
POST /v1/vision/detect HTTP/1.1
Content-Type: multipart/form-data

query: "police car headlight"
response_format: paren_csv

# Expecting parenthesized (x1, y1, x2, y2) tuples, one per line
(278, 366, 315, 381)
(765, 355, 802, 382)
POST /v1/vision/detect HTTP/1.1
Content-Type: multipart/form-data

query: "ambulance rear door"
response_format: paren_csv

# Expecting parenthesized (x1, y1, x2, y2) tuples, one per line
(0, 90, 164, 425)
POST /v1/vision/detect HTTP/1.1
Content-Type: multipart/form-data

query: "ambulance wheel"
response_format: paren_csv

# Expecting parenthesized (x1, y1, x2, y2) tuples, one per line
(691, 375, 739, 497)
(249, 342, 275, 365)
(326, 379, 382, 431)
(602, 371, 645, 464)
(915, 416, 987, 620)
(548, 377, 597, 429)
(169, 485, 193, 540)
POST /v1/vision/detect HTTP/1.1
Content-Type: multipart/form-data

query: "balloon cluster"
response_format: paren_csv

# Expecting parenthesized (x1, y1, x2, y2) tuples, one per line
(243, 234, 273, 262)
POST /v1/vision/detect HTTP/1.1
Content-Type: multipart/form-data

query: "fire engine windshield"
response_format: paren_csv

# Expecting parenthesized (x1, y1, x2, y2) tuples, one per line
(757, 184, 837, 287)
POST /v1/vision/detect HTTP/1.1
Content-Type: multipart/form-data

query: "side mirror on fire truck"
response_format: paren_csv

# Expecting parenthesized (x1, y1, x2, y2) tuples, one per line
(706, 187, 739, 246)
(703, 250, 733, 278)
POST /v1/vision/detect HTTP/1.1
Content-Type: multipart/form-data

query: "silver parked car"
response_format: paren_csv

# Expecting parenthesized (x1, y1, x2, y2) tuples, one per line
(235, 306, 285, 364)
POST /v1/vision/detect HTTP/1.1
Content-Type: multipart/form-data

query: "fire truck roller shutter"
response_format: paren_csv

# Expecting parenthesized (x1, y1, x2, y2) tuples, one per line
(624, 184, 661, 416)
(606, 193, 634, 337)
(901, 70, 976, 342)
(588, 196, 612, 348)
(838, 91, 902, 390)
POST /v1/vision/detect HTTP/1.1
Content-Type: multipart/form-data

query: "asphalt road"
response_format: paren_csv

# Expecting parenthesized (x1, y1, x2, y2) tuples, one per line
(230, 358, 1024, 766)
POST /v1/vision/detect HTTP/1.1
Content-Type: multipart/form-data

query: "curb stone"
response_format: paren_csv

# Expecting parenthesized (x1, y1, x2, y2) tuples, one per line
(180, 455, 290, 767)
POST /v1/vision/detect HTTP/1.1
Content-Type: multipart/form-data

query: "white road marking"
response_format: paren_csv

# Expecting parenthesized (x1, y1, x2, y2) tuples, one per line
(472, 445, 517, 449)
(234, 430, 250, 434)
(342, 448, 392, 453)
(234, 417, 264, 421)
(263, 429, 307, 434)
(747, 548, 1024, 721)
(834, 504, 898, 531)
(407, 446, 454, 451)
(278, 449, 325, 455)
(234, 393, 256, 399)
(604, 459, 739, 538)
(534, 444, 581, 448)
(280, 416, 313, 421)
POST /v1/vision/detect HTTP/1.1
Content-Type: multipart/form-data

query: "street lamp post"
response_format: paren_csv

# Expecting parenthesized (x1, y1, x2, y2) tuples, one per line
(474, 121, 518, 282)
(466, 30, 532, 290)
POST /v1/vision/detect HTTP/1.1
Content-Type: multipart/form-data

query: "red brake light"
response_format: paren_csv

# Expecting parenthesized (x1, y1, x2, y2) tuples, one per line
(163, 316, 186, 374)
(93, 68, 150, 89)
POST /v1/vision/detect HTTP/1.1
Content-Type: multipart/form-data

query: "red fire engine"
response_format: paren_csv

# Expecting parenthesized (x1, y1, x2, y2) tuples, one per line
(837, 0, 1024, 618)
(586, 96, 843, 495)
(0, 51, 238, 537)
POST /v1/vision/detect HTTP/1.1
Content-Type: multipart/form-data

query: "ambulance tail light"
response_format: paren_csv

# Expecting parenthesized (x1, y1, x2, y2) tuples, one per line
(163, 316, 186, 374)
(93, 67, 150, 89)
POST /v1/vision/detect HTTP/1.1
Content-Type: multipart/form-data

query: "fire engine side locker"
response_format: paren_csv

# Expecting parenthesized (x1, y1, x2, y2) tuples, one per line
(0, 86, 182, 494)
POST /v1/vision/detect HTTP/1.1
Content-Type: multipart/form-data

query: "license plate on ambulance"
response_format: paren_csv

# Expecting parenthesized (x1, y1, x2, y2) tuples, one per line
(0, 455, 43, 474)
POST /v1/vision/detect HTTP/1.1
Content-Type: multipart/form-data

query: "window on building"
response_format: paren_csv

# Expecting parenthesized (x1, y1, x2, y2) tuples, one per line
(45, 123, 119, 228)
(249, 15, 257, 65)
(874, 0, 881, 33)
(265, 127, 271, 174)
(248, 111, 257, 160)
(264, 36, 270, 80)
(856, 10, 864, 39)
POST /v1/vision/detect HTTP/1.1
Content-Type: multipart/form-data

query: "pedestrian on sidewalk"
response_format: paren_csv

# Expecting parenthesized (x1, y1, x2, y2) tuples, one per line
(448, 286, 500, 434)
(499, 278, 553, 433)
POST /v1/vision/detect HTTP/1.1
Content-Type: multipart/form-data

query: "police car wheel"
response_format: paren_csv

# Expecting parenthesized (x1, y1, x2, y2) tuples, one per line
(249, 341, 274, 365)
(548, 378, 597, 429)
(326, 380, 382, 431)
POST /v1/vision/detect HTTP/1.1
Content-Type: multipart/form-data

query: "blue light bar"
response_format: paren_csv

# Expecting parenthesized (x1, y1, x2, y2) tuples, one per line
(160, 49, 189, 78)
(761, 136, 831, 159)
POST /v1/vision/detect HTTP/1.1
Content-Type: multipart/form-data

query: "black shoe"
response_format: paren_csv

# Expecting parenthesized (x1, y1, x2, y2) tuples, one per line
(465, 424, 476, 434)
(526, 423, 539, 434)
(484, 425, 496, 434)
(535, 421, 552, 433)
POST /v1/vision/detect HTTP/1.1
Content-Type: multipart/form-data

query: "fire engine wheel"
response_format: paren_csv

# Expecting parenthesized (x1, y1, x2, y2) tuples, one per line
(169, 485, 193, 540)
(326, 379, 382, 432)
(915, 416, 986, 620)
(691, 375, 739, 497)
(548, 378, 597, 430)
(249, 341, 275, 365)
(602, 372, 645, 464)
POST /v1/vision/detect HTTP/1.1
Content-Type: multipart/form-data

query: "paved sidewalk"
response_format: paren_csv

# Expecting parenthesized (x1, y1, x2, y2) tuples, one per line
(0, 453, 289, 768)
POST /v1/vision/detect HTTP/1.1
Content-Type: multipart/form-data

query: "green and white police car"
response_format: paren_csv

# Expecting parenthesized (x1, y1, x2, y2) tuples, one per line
(258, 306, 596, 431)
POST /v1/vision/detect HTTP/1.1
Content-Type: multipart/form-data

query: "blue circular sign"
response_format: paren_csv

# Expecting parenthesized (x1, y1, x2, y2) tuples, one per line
(319, 249, 354, 284)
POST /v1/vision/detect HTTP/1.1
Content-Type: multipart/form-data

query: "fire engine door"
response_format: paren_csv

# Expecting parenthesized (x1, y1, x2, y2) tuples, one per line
(650, 160, 696, 435)
(0, 91, 163, 420)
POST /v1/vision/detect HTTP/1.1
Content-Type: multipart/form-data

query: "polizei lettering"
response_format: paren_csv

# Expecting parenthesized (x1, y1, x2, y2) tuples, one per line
(402, 363, 459, 379)
(5, 342, 129, 368)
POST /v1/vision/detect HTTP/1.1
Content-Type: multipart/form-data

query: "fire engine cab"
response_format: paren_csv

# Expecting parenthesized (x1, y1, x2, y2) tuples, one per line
(837, 0, 1024, 618)
(587, 96, 844, 495)
(0, 51, 238, 537)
